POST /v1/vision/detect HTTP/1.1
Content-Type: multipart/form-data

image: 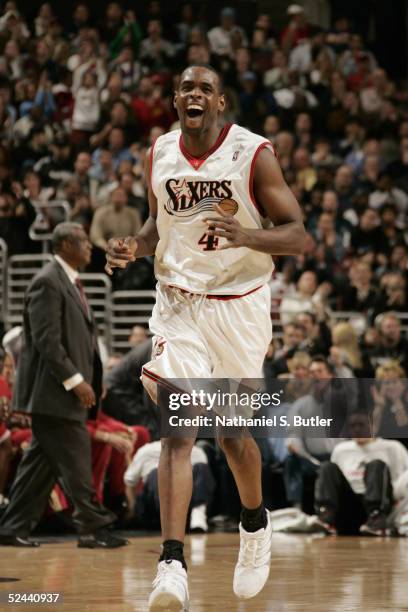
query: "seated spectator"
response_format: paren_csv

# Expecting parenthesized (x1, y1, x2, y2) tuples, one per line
(70, 151, 93, 195)
(207, 7, 248, 58)
(311, 138, 342, 170)
(293, 147, 317, 193)
(379, 204, 406, 251)
(263, 115, 280, 144)
(266, 322, 306, 379)
(274, 131, 295, 172)
(99, 2, 124, 44)
(128, 325, 148, 347)
(315, 411, 408, 535)
(387, 136, 408, 193)
(0, 349, 12, 507)
(280, 4, 312, 53)
(329, 322, 370, 377)
(89, 148, 114, 182)
(263, 50, 290, 91)
(313, 212, 345, 262)
(131, 77, 173, 140)
(372, 361, 408, 445)
(139, 19, 176, 71)
(284, 356, 345, 510)
(368, 312, 408, 373)
(350, 208, 386, 254)
(295, 311, 332, 356)
(69, 193, 94, 231)
(91, 100, 139, 150)
(340, 260, 378, 312)
(371, 272, 408, 318)
(280, 270, 324, 325)
(333, 164, 354, 212)
(87, 412, 150, 507)
(124, 441, 215, 532)
(369, 172, 408, 229)
(90, 186, 142, 252)
(93, 127, 132, 172)
(267, 352, 312, 473)
(103, 339, 158, 435)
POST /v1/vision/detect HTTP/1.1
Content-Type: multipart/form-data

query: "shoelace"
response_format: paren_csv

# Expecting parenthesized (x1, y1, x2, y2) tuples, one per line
(239, 539, 259, 566)
(152, 564, 186, 589)
(238, 531, 271, 568)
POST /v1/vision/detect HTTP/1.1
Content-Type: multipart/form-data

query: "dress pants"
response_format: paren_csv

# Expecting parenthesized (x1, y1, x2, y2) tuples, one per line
(0, 414, 115, 536)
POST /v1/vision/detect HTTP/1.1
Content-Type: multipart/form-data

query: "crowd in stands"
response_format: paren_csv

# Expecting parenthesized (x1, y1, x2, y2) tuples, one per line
(0, 1, 408, 536)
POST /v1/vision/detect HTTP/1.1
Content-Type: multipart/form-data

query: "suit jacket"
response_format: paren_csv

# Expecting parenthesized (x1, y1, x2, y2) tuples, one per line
(13, 259, 103, 421)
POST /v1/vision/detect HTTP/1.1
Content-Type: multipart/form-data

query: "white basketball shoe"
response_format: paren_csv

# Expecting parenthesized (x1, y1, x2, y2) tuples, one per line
(148, 560, 189, 611)
(233, 511, 273, 599)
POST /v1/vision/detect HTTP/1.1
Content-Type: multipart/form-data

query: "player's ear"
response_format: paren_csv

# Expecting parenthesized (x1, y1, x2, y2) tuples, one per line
(218, 93, 226, 113)
(173, 91, 178, 108)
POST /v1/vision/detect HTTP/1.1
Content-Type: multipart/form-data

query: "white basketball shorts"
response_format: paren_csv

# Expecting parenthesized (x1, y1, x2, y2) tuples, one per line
(141, 283, 272, 402)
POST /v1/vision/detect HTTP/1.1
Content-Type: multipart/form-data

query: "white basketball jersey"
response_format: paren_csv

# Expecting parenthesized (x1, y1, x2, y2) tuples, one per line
(151, 123, 275, 295)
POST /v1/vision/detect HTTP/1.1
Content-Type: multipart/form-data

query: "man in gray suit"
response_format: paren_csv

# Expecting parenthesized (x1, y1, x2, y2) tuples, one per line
(0, 223, 127, 548)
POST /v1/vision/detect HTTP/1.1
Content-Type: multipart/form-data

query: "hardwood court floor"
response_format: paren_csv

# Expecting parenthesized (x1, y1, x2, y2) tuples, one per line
(0, 533, 407, 612)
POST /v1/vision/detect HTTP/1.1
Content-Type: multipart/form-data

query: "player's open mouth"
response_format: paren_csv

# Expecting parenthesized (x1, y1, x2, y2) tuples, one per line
(186, 106, 204, 118)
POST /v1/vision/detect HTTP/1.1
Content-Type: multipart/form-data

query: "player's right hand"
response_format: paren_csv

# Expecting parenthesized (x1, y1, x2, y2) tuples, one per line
(73, 381, 96, 408)
(105, 236, 137, 275)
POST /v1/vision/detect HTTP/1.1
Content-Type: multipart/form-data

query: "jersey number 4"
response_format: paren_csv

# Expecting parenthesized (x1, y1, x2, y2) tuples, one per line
(198, 232, 219, 251)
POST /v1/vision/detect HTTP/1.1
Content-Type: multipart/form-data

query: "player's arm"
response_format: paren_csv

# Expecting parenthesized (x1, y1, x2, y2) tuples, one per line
(105, 148, 160, 275)
(205, 147, 306, 255)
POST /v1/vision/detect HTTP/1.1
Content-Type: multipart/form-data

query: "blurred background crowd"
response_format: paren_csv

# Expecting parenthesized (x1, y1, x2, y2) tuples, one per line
(0, 0, 408, 536)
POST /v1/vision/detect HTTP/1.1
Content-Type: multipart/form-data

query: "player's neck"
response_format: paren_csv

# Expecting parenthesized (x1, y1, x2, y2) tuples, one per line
(181, 124, 222, 158)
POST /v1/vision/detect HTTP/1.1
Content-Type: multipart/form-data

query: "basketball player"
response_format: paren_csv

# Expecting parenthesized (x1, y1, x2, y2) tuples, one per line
(106, 65, 305, 611)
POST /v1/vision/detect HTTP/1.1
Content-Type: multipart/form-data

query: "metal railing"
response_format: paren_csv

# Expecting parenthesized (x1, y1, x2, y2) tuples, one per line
(110, 290, 156, 352)
(80, 273, 112, 348)
(6, 254, 53, 329)
(3, 257, 408, 352)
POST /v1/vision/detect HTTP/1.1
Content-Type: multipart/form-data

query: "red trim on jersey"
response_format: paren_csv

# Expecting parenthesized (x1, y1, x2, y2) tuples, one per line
(249, 142, 275, 218)
(168, 284, 262, 300)
(179, 123, 233, 171)
(149, 140, 156, 186)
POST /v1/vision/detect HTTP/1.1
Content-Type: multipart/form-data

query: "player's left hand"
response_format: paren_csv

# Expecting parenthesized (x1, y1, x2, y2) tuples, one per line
(204, 203, 250, 249)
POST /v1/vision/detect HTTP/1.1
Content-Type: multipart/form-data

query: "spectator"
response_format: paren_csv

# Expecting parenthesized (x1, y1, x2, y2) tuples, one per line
(368, 312, 408, 373)
(103, 339, 158, 434)
(90, 186, 142, 251)
(340, 261, 378, 312)
(131, 77, 173, 139)
(207, 7, 248, 58)
(267, 322, 306, 379)
(284, 356, 344, 510)
(330, 322, 368, 377)
(372, 273, 408, 318)
(280, 270, 324, 325)
(350, 208, 386, 254)
(71, 71, 100, 144)
(295, 311, 331, 356)
(369, 172, 408, 229)
(280, 4, 312, 53)
(315, 411, 408, 535)
(333, 164, 354, 212)
(293, 147, 317, 192)
(139, 19, 175, 70)
(372, 361, 408, 445)
(128, 325, 148, 347)
(124, 441, 215, 532)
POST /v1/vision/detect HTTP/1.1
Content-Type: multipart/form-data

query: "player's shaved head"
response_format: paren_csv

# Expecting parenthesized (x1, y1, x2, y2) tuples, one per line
(179, 64, 223, 93)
